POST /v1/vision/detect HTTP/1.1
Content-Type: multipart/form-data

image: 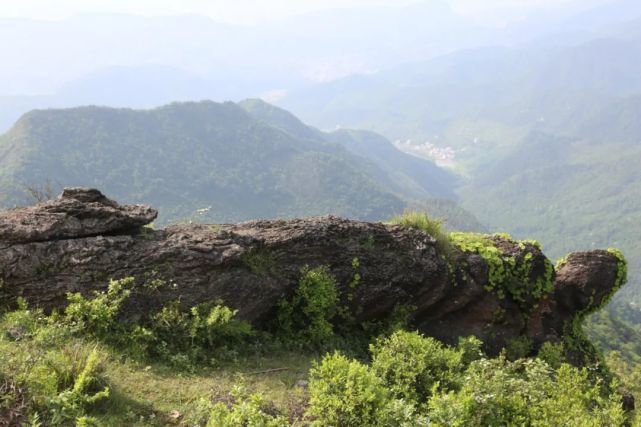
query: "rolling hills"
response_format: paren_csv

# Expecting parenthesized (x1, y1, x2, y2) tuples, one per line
(0, 100, 482, 230)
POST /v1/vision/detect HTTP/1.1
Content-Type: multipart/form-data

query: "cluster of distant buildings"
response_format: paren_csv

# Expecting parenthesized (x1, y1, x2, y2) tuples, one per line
(394, 139, 458, 166)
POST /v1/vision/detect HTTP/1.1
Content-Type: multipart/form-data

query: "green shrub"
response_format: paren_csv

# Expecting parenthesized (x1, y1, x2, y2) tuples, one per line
(426, 388, 476, 427)
(457, 336, 484, 366)
(370, 330, 465, 403)
(505, 336, 533, 360)
(537, 342, 566, 369)
(64, 277, 133, 338)
(204, 386, 289, 427)
(2, 298, 44, 337)
(377, 398, 429, 427)
(242, 249, 275, 276)
(15, 344, 109, 426)
(61, 275, 253, 368)
(306, 352, 390, 426)
(388, 210, 452, 254)
(365, 304, 416, 338)
(148, 301, 253, 367)
(529, 363, 624, 426)
(45, 348, 109, 425)
(428, 357, 625, 426)
(278, 266, 338, 347)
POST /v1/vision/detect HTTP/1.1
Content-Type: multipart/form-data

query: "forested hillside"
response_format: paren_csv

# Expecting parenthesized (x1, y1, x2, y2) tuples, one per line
(239, 99, 458, 202)
(0, 101, 482, 230)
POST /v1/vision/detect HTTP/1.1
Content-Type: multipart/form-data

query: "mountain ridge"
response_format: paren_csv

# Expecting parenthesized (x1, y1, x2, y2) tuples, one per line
(0, 100, 482, 231)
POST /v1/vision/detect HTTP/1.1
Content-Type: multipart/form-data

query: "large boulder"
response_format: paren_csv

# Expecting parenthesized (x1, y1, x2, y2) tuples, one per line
(0, 188, 625, 355)
(554, 251, 622, 315)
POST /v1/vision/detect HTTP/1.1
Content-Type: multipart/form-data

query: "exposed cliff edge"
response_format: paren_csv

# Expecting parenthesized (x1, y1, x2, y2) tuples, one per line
(0, 188, 627, 358)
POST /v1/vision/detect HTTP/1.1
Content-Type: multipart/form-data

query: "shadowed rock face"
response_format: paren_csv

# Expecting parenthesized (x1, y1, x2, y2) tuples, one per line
(0, 188, 624, 355)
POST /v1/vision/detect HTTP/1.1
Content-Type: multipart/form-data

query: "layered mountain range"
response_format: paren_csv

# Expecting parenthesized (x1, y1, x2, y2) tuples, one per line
(0, 100, 480, 230)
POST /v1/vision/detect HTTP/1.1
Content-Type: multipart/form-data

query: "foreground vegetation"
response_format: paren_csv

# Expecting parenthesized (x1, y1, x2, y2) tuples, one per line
(0, 299, 629, 425)
(0, 269, 635, 425)
(0, 211, 633, 425)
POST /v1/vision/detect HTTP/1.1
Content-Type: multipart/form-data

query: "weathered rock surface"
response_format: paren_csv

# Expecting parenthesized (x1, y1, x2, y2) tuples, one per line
(554, 251, 621, 315)
(0, 188, 624, 355)
(0, 187, 157, 243)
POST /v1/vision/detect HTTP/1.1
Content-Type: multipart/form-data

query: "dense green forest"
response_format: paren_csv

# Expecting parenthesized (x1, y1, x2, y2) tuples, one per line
(0, 101, 484, 232)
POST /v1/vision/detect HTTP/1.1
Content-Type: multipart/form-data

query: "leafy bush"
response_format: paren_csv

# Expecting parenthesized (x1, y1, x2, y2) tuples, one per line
(537, 341, 566, 369)
(60, 275, 254, 368)
(505, 336, 533, 360)
(2, 297, 44, 337)
(457, 335, 484, 366)
(7, 337, 110, 426)
(148, 301, 253, 368)
(64, 277, 133, 338)
(306, 352, 390, 426)
(0, 271, 631, 425)
(428, 357, 625, 426)
(278, 266, 338, 347)
(370, 330, 466, 403)
(377, 398, 429, 427)
(242, 249, 274, 276)
(306, 333, 484, 426)
(530, 363, 624, 426)
(307, 332, 625, 427)
(388, 210, 452, 254)
(45, 349, 109, 425)
(0, 294, 631, 427)
(204, 386, 289, 427)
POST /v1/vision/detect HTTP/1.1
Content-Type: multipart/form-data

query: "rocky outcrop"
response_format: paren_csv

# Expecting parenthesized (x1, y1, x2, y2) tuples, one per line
(554, 251, 622, 315)
(0, 188, 625, 355)
(0, 188, 157, 243)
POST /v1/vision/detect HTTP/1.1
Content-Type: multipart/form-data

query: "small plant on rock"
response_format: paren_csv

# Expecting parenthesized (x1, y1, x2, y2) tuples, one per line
(388, 210, 452, 255)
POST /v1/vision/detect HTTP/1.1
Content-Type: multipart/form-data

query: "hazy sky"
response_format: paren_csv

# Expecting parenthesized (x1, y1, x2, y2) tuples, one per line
(0, 0, 584, 24)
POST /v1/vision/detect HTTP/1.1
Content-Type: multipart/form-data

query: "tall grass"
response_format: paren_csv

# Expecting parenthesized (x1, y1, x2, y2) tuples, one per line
(388, 210, 452, 255)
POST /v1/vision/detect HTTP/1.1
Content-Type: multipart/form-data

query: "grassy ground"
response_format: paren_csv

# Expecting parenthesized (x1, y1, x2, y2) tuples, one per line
(0, 307, 315, 426)
(98, 351, 313, 425)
